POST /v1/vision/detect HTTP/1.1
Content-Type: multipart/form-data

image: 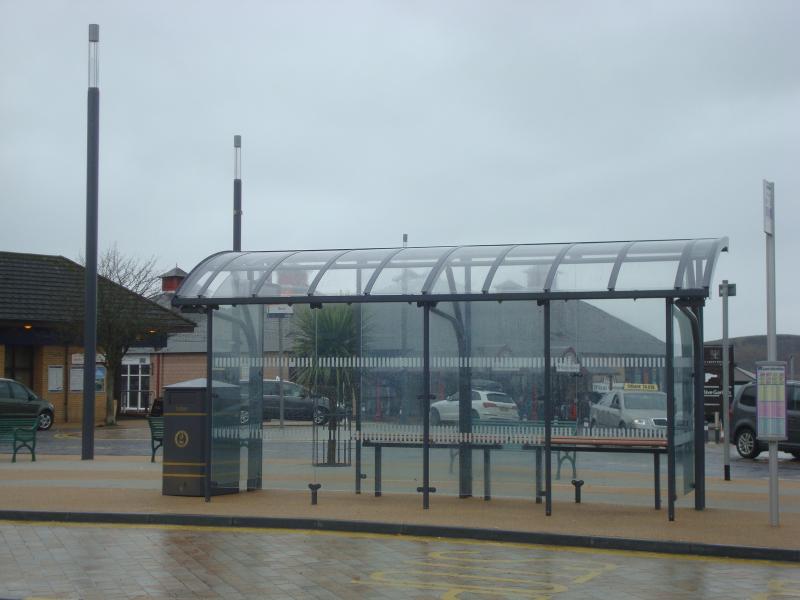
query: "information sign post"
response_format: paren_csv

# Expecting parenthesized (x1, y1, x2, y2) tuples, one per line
(757, 361, 786, 526)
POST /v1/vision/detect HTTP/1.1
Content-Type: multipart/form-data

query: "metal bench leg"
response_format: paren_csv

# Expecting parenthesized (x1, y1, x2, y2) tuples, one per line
(483, 448, 491, 501)
(556, 450, 561, 480)
(374, 446, 382, 497)
(654, 452, 661, 510)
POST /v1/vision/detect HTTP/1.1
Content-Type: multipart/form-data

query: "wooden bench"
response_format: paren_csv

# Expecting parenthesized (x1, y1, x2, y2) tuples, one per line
(148, 416, 164, 462)
(0, 417, 38, 462)
(525, 436, 667, 509)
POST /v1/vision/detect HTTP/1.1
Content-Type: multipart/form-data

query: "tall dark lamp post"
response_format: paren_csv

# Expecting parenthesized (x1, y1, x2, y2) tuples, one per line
(82, 24, 100, 460)
(233, 135, 242, 251)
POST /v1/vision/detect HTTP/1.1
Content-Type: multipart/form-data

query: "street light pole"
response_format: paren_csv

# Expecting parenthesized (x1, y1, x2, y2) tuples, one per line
(233, 135, 242, 252)
(719, 280, 736, 481)
(82, 24, 100, 460)
(764, 179, 779, 526)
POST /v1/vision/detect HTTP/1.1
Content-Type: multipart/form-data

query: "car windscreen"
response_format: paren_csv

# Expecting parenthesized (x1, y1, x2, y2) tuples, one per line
(285, 383, 305, 397)
(624, 393, 666, 410)
(487, 393, 512, 404)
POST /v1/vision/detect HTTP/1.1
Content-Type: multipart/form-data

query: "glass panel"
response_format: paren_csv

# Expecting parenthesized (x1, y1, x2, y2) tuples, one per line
(261, 304, 360, 493)
(428, 245, 510, 295)
(211, 304, 264, 494)
(248, 250, 342, 298)
(180, 253, 240, 297)
(614, 240, 688, 292)
(551, 242, 627, 292)
(551, 298, 667, 507)
(357, 302, 423, 495)
(489, 244, 568, 294)
(312, 248, 397, 296)
(368, 247, 452, 295)
(673, 305, 695, 497)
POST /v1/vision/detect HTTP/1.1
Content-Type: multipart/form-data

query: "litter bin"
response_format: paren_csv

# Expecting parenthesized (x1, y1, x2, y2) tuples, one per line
(162, 378, 241, 496)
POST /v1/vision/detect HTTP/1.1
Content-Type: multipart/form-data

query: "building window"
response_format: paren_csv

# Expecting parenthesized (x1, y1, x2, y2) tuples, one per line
(4, 345, 34, 389)
(121, 361, 151, 413)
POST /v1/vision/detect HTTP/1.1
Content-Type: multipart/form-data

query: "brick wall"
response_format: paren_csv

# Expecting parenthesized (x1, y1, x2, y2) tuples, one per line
(150, 353, 206, 398)
(35, 345, 107, 425)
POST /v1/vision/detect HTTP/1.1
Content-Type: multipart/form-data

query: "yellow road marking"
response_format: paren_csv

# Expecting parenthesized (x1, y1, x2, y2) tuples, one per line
(752, 578, 800, 599)
(356, 571, 559, 599)
(0, 518, 796, 567)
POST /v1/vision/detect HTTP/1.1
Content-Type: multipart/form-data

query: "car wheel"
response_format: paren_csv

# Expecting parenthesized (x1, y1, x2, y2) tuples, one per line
(312, 406, 329, 426)
(471, 409, 480, 421)
(430, 409, 441, 426)
(735, 427, 759, 459)
(618, 422, 627, 431)
(590, 419, 597, 430)
(38, 410, 53, 431)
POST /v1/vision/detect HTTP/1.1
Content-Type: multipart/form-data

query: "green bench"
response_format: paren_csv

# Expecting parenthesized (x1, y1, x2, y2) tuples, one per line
(148, 416, 164, 462)
(529, 419, 578, 479)
(446, 419, 578, 480)
(0, 417, 39, 462)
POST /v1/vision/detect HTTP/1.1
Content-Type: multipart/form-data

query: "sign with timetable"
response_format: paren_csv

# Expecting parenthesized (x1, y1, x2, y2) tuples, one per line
(756, 361, 787, 441)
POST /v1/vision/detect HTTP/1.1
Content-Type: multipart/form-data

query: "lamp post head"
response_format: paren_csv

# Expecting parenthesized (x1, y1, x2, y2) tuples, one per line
(88, 24, 99, 87)
(233, 135, 242, 179)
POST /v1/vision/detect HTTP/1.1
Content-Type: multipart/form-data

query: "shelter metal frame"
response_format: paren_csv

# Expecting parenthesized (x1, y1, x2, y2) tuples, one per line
(175, 238, 727, 518)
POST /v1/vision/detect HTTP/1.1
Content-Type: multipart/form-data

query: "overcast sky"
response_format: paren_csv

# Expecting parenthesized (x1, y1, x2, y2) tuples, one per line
(1, 1, 798, 341)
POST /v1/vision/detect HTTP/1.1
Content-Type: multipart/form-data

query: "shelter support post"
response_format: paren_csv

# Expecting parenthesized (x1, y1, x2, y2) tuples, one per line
(543, 300, 552, 516)
(666, 299, 675, 521)
(694, 303, 706, 510)
(677, 301, 706, 511)
(422, 302, 431, 509)
(205, 307, 214, 503)
(460, 268, 473, 498)
(355, 270, 363, 494)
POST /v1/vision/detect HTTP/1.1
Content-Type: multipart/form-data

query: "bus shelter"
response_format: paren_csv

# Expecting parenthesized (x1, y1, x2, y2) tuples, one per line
(173, 237, 728, 520)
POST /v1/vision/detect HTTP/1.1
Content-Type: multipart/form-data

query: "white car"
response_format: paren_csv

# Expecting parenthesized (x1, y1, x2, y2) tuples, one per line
(589, 387, 667, 430)
(430, 390, 519, 424)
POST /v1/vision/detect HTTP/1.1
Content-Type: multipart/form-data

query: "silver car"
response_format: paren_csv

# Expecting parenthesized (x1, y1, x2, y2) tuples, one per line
(590, 388, 667, 430)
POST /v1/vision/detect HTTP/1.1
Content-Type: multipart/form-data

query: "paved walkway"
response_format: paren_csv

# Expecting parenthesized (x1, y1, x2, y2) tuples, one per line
(0, 521, 798, 599)
(0, 454, 798, 554)
(1, 420, 799, 560)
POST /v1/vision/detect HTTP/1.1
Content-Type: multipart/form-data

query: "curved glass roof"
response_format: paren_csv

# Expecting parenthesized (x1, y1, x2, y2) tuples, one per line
(174, 238, 728, 305)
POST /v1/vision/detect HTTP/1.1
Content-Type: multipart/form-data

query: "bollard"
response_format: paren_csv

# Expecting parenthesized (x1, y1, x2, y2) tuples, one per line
(308, 483, 322, 505)
(571, 479, 584, 503)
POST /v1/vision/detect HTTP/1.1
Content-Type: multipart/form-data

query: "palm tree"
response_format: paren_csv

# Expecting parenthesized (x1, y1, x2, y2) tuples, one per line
(290, 304, 363, 415)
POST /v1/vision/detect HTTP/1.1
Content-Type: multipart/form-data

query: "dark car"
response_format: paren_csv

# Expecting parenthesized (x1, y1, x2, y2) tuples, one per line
(261, 379, 334, 425)
(732, 381, 800, 459)
(0, 377, 56, 430)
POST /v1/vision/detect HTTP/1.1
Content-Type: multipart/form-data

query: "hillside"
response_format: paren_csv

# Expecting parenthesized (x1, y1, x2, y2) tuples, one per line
(706, 334, 800, 378)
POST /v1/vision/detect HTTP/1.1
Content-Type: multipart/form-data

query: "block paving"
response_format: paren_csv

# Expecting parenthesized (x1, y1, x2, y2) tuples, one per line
(0, 522, 798, 600)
